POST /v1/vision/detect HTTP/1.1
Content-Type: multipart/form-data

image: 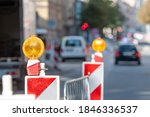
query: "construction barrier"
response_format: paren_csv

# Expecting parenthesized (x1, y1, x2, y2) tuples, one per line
(27, 60, 40, 76)
(25, 75, 59, 100)
(25, 63, 60, 100)
(83, 54, 104, 100)
(22, 36, 60, 100)
(64, 76, 90, 100)
(82, 37, 105, 100)
(0, 36, 105, 100)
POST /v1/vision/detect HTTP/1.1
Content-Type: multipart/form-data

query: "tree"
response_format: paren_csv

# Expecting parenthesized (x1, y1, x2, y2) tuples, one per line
(81, 0, 124, 32)
(138, 0, 150, 24)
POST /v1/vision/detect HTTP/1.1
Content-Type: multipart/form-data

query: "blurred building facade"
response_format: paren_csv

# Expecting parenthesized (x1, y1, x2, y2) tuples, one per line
(48, 0, 63, 41)
(35, 0, 49, 29)
(34, 0, 49, 46)
(34, 0, 77, 43)
(62, 0, 76, 36)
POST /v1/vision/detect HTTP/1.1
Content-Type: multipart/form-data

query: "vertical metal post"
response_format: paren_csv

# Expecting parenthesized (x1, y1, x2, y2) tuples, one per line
(19, 0, 25, 90)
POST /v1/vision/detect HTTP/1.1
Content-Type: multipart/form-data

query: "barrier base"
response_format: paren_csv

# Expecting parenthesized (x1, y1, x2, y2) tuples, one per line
(25, 75, 59, 100)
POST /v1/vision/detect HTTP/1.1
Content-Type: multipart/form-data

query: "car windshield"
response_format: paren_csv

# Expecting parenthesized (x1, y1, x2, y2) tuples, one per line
(119, 45, 136, 51)
(65, 39, 82, 47)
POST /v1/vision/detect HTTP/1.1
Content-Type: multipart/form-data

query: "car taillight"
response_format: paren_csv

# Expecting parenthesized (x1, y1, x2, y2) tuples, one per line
(135, 51, 140, 58)
(115, 51, 120, 57)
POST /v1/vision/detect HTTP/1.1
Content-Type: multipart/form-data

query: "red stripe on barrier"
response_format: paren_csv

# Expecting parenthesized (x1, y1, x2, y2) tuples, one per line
(27, 78, 55, 98)
(94, 55, 103, 62)
(84, 64, 101, 76)
(91, 84, 101, 100)
(27, 62, 40, 76)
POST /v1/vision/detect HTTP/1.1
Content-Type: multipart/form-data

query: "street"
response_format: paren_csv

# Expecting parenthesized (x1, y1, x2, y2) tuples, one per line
(47, 44, 150, 100)
(105, 44, 150, 100)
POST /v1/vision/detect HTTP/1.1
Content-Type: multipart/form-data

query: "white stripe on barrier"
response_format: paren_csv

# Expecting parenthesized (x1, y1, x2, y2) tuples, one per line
(37, 77, 59, 100)
(27, 60, 40, 67)
(89, 63, 103, 93)
(95, 52, 103, 57)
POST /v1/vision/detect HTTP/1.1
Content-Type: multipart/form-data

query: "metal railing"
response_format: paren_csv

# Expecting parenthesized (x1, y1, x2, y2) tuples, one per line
(64, 76, 90, 100)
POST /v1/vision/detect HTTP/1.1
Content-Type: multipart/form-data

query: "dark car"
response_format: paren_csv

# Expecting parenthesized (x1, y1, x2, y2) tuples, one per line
(115, 44, 141, 65)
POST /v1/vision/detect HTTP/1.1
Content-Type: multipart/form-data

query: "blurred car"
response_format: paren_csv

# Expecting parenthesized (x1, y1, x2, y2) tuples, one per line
(115, 44, 141, 65)
(61, 36, 86, 61)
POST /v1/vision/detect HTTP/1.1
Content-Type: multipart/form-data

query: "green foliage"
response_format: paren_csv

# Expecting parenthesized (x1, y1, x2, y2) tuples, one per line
(81, 0, 124, 29)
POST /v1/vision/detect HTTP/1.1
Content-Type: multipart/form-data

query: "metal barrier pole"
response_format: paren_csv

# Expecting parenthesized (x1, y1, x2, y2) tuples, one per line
(82, 37, 106, 100)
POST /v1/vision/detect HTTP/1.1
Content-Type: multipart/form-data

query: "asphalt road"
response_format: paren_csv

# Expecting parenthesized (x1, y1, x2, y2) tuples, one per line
(49, 44, 150, 100)
(105, 44, 150, 100)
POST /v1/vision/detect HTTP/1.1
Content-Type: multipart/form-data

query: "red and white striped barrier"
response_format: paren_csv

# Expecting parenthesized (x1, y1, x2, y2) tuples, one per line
(83, 52, 104, 100)
(27, 60, 40, 76)
(25, 75, 59, 100)
(23, 36, 60, 100)
(25, 63, 60, 100)
(93, 52, 103, 62)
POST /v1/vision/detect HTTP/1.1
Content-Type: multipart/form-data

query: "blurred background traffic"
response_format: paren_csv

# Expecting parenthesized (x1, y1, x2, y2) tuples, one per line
(0, 0, 150, 100)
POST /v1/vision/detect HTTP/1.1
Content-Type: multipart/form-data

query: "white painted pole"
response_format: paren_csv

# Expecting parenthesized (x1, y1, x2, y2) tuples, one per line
(40, 63, 46, 76)
(2, 75, 13, 96)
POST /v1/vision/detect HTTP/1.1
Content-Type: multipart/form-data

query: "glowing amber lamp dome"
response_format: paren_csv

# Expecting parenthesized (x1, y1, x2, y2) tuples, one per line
(92, 37, 106, 52)
(22, 35, 44, 59)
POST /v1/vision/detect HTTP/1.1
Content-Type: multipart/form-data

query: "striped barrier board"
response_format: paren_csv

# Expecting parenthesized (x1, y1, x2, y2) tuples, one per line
(93, 52, 103, 62)
(27, 60, 40, 76)
(83, 62, 104, 100)
(25, 75, 59, 100)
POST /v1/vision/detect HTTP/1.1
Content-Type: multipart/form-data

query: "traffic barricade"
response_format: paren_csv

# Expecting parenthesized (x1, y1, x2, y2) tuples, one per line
(23, 35, 60, 100)
(25, 63, 59, 100)
(83, 61, 104, 100)
(25, 75, 59, 100)
(64, 76, 90, 100)
(82, 37, 106, 100)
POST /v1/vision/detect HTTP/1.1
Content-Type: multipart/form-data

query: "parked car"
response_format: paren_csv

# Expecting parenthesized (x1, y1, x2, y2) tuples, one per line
(61, 36, 86, 61)
(115, 44, 141, 65)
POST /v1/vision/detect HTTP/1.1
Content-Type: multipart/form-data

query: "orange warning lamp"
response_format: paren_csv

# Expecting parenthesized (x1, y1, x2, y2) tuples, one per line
(92, 37, 106, 52)
(22, 35, 45, 60)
